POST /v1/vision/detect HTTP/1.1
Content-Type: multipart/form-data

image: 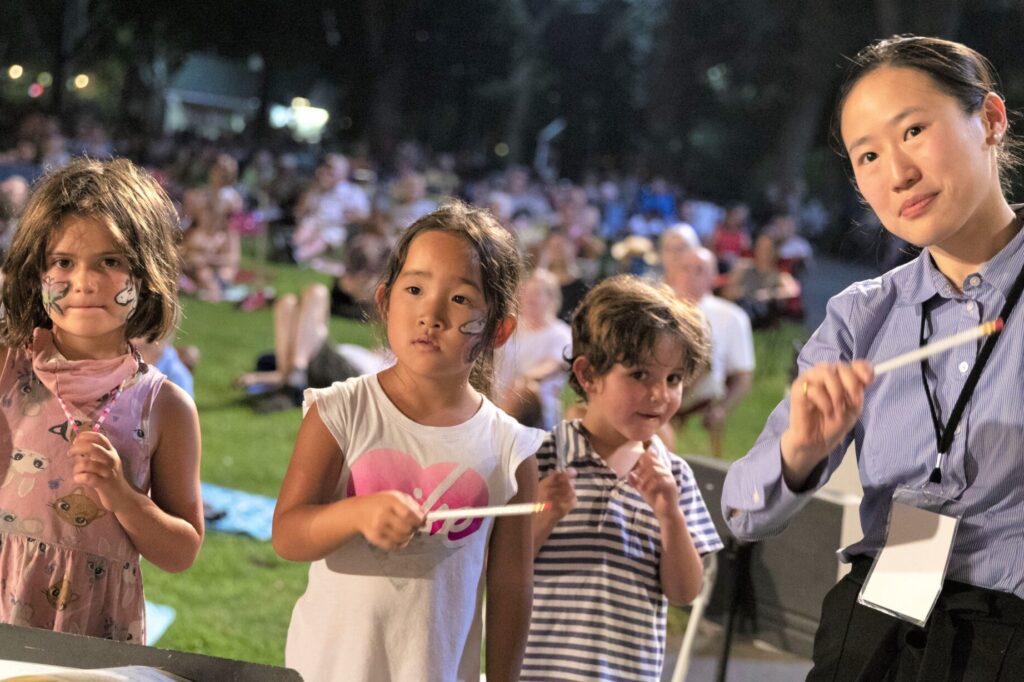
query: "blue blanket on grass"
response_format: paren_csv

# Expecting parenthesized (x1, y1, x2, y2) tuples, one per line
(201, 482, 276, 542)
(144, 600, 176, 644)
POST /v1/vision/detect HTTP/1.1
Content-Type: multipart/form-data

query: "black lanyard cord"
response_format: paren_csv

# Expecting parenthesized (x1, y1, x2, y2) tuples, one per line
(919, 310, 944, 451)
(921, 258, 1024, 483)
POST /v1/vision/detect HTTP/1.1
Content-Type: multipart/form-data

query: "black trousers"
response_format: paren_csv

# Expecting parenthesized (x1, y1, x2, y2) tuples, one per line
(808, 557, 1024, 682)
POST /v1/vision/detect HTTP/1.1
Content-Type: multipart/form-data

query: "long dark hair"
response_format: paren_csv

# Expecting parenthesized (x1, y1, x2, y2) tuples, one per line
(375, 200, 522, 397)
(832, 35, 1022, 190)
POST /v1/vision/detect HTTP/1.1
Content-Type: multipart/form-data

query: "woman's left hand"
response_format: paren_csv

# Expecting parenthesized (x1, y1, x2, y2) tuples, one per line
(70, 431, 135, 513)
(629, 449, 679, 519)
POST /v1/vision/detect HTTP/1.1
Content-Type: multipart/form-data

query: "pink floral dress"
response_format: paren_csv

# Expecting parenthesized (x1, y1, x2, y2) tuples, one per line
(0, 329, 165, 642)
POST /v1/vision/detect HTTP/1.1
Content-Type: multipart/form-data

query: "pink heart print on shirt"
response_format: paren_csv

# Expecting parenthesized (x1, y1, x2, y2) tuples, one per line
(347, 448, 490, 541)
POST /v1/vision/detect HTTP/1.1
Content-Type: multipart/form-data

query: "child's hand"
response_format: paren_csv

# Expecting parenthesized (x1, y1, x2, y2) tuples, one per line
(537, 468, 577, 521)
(70, 431, 135, 513)
(357, 491, 426, 551)
(629, 449, 679, 519)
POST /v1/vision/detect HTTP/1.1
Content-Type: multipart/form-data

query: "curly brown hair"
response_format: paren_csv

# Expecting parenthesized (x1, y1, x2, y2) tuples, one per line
(568, 274, 710, 401)
(1, 158, 182, 346)
(375, 199, 522, 397)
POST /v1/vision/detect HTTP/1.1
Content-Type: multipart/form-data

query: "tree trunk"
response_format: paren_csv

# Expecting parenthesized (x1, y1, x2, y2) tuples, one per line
(363, 1, 414, 168)
(644, 0, 692, 176)
(762, 0, 868, 200)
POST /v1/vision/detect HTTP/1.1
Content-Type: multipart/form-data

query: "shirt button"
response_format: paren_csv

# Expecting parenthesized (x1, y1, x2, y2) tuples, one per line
(968, 275, 982, 288)
(955, 425, 962, 435)
(958, 361, 970, 373)
(752, 491, 761, 503)
(965, 300, 975, 311)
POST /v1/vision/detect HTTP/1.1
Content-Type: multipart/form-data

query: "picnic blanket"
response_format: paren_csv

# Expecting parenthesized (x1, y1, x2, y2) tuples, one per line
(201, 482, 276, 542)
(144, 601, 176, 645)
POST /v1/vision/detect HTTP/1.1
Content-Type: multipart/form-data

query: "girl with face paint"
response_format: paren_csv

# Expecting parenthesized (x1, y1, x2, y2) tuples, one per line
(274, 201, 544, 682)
(0, 159, 202, 643)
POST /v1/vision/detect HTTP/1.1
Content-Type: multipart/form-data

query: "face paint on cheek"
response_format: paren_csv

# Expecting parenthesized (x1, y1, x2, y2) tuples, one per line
(41, 277, 70, 316)
(459, 318, 487, 363)
(114, 280, 138, 319)
(459, 318, 486, 335)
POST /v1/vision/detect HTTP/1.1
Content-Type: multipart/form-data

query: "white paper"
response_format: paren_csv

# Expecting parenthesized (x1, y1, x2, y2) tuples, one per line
(858, 502, 958, 626)
(0, 659, 191, 681)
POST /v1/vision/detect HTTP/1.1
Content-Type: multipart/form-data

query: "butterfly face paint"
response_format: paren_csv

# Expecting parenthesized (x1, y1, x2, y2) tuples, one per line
(41, 276, 70, 316)
(114, 280, 138, 319)
(460, 317, 487, 363)
(459, 318, 486, 335)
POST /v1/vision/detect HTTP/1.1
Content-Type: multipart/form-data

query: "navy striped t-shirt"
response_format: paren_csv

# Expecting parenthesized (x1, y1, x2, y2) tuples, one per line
(522, 420, 723, 681)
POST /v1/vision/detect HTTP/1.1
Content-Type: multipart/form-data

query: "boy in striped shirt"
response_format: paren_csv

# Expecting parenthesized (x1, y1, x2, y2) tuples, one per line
(522, 275, 724, 681)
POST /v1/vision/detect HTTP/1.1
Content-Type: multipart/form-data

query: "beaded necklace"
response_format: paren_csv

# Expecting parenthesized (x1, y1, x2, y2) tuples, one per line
(52, 345, 142, 443)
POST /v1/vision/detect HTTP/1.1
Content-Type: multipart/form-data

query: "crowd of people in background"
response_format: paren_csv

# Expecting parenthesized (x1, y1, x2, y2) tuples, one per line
(0, 109, 827, 429)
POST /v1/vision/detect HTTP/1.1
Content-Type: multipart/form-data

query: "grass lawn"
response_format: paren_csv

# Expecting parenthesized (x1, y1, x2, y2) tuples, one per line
(143, 259, 807, 667)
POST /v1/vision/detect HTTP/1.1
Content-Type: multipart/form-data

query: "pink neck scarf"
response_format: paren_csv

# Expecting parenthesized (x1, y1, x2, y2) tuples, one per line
(31, 328, 139, 410)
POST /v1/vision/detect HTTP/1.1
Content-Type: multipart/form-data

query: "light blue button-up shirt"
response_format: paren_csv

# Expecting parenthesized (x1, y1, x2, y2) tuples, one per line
(723, 216, 1024, 598)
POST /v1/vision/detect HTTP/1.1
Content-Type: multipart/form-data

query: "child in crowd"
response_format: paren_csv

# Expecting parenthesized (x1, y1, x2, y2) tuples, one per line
(0, 159, 203, 642)
(495, 268, 573, 429)
(523, 275, 723, 681)
(273, 201, 544, 682)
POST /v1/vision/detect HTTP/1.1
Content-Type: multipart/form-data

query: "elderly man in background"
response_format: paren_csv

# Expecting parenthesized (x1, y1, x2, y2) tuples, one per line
(659, 224, 755, 458)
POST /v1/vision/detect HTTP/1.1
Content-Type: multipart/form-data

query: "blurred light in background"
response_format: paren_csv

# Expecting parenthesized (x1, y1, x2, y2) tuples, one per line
(73, 74, 90, 89)
(494, 142, 510, 157)
(37, 72, 53, 87)
(270, 100, 329, 143)
(8, 65, 23, 80)
(27, 83, 44, 98)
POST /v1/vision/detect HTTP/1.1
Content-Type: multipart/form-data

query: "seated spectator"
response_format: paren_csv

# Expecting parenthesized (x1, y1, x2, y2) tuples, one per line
(505, 166, 553, 220)
(329, 207, 393, 320)
(424, 152, 460, 198)
(660, 246, 755, 457)
(635, 176, 677, 220)
(0, 175, 30, 258)
(597, 180, 628, 241)
(235, 283, 390, 412)
(764, 212, 814, 279)
(626, 206, 668, 240)
(388, 171, 437, 231)
(711, 203, 753, 273)
(536, 229, 589, 323)
(721, 234, 802, 328)
(680, 198, 723, 245)
(181, 153, 244, 301)
(495, 269, 572, 429)
(292, 154, 370, 272)
(656, 222, 701, 278)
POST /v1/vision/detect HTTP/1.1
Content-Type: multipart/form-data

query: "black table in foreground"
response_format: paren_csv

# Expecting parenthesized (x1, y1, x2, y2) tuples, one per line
(0, 624, 301, 681)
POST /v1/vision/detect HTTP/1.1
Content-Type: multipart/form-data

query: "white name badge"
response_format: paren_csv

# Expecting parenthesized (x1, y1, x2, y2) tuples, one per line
(857, 499, 959, 626)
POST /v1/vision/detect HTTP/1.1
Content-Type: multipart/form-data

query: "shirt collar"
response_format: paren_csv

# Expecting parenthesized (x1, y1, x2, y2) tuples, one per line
(561, 419, 595, 466)
(898, 205, 1024, 305)
(978, 204, 1024, 301)
(897, 252, 942, 305)
(559, 419, 673, 467)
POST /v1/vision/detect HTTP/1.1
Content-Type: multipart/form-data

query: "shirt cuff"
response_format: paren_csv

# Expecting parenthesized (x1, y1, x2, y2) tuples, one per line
(722, 440, 827, 541)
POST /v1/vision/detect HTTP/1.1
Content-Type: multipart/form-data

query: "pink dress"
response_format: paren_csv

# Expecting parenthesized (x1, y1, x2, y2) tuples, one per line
(0, 329, 165, 642)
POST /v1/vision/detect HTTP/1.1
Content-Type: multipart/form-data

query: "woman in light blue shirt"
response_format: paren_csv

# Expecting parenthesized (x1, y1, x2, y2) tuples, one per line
(723, 35, 1024, 680)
